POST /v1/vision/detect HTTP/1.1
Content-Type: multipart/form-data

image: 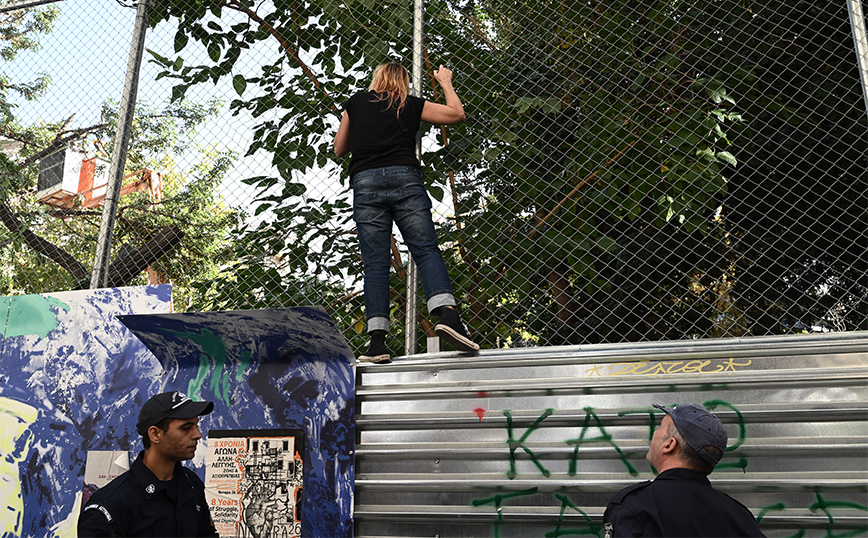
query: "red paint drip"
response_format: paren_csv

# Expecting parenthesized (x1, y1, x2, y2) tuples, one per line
(474, 408, 486, 423)
(477, 391, 488, 398)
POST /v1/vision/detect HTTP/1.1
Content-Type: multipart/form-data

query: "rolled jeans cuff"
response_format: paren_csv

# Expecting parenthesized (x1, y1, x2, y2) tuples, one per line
(367, 316, 390, 334)
(427, 293, 456, 314)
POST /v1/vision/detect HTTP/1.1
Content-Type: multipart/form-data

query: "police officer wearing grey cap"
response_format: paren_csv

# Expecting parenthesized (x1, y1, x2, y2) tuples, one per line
(78, 391, 219, 537)
(603, 403, 765, 537)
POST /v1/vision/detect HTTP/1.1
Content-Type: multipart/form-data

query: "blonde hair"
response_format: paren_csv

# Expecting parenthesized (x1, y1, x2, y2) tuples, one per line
(368, 62, 410, 116)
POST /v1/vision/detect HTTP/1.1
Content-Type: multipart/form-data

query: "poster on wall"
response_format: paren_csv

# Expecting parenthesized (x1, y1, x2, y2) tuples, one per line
(205, 429, 304, 538)
(81, 451, 130, 509)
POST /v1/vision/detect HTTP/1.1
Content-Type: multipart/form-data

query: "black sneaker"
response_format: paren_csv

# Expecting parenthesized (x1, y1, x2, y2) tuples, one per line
(359, 335, 391, 363)
(434, 308, 480, 353)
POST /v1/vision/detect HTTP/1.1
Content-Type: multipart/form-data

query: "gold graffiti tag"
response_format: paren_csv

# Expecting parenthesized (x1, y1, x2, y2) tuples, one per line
(720, 358, 753, 371)
(604, 358, 752, 376)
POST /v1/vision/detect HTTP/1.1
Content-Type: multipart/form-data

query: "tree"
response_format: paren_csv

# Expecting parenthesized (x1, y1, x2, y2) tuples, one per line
(1, 1, 241, 302)
(0, 98, 243, 306)
(147, 0, 866, 350)
(147, 0, 743, 345)
(446, 0, 866, 341)
(424, 0, 750, 344)
(0, 0, 59, 122)
(710, 0, 868, 334)
(148, 0, 415, 349)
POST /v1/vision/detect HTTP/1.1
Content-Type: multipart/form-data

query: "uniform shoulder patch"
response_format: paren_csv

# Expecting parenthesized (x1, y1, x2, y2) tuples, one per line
(82, 503, 113, 522)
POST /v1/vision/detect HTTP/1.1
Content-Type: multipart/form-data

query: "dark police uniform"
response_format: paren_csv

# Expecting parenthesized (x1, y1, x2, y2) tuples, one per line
(603, 468, 765, 537)
(78, 452, 218, 537)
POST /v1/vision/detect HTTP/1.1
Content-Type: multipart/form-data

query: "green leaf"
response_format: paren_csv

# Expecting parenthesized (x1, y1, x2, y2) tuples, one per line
(541, 97, 560, 114)
(364, 40, 388, 64)
(281, 182, 306, 197)
(466, 150, 484, 165)
(495, 131, 518, 143)
(171, 84, 188, 103)
(680, 166, 701, 186)
(695, 147, 716, 163)
(515, 97, 533, 115)
(208, 42, 221, 62)
(658, 195, 675, 221)
(174, 31, 188, 52)
(716, 151, 737, 166)
(484, 147, 501, 162)
(232, 74, 247, 96)
(570, 253, 593, 277)
(594, 236, 619, 253)
(241, 176, 278, 188)
(146, 48, 169, 65)
(429, 185, 444, 202)
(702, 172, 727, 195)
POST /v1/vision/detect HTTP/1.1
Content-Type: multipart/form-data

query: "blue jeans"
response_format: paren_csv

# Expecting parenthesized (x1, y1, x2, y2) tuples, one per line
(352, 166, 456, 333)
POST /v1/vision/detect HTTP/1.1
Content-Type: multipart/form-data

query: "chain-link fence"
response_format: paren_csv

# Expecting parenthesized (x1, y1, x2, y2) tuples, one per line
(1, 0, 866, 355)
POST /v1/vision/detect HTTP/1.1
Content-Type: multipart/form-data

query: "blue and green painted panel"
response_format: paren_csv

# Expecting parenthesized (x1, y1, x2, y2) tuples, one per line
(0, 287, 355, 538)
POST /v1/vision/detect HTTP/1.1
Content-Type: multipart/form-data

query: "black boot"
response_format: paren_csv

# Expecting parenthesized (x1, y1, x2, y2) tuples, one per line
(434, 307, 480, 353)
(359, 331, 391, 363)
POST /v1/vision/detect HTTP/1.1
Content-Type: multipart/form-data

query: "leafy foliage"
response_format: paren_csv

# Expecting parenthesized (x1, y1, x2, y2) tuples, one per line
(0, 1, 59, 122)
(147, 0, 866, 349)
(0, 99, 242, 306)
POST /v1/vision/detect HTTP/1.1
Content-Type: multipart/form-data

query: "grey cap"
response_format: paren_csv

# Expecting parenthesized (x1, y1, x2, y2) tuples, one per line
(136, 391, 214, 435)
(653, 403, 727, 467)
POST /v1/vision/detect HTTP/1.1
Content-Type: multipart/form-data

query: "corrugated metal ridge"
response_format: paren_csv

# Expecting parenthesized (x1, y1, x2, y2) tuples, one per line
(357, 367, 867, 401)
(357, 331, 868, 372)
(355, 438, 868, 460)
(357, 402, 868, 429)
(353, 505, 868, 528)
(354, 472, 868, 493)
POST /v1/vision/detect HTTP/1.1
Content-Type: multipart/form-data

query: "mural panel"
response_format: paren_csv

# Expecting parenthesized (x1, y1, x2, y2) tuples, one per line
(119, 308, 355, 538)
(0, 288, 355, 538)
(0, 285, 172, 537)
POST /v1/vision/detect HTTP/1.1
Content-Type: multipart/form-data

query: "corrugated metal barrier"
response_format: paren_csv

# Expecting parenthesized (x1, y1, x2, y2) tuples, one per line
(354, 332, 868, 537)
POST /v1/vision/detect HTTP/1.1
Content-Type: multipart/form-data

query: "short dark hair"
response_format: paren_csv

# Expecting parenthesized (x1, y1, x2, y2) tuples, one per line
(667, 421, 718, 474)
(142, 417, 172, 449)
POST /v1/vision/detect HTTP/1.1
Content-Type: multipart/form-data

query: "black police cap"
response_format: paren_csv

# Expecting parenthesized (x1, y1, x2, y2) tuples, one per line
(136, 391, 214, 435)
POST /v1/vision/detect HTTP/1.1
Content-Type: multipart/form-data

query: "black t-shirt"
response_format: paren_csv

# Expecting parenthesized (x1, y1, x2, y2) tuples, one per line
(341, 91, 426, 180)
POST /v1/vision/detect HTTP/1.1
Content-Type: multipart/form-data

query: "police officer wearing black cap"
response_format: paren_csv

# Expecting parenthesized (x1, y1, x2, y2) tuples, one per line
(78, 391, 219, 537)
(603, 403, 765, 537)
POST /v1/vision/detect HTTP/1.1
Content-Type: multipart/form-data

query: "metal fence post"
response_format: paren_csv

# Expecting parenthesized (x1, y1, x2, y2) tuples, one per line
(405, 0, 424, 356)
(847, 0, 868, 118)
(89, 0, 151, 289)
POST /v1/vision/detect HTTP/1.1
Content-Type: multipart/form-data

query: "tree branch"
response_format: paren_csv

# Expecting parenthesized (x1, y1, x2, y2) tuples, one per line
(0, 200, 89, 283)
(529, 140, 638, 240)
(104, 225, 184, 288)
(19, 122, 111, 167)
(220, 0, 338, 113)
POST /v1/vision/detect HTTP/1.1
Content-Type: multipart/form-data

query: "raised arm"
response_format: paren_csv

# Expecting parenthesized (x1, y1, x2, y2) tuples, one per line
(334, 111, 350, 157)
(420, 65, 466, 125)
